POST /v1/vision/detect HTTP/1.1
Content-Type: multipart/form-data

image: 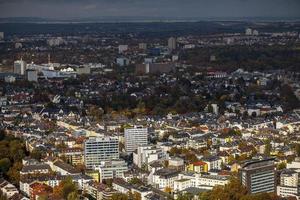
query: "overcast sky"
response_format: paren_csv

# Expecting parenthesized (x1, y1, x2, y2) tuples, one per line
(0, 0, 299, 19)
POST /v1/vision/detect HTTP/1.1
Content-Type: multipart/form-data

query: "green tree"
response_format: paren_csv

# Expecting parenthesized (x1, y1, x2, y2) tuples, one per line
(0, 158, 11, 174)
(6, 162, 23, 185)
(264, 140, 271, 156)
(111, 193, 128, 200)
(67, 191, 79, 200)
(295, 144, 300, 157)
(277, 162, 286, 170)
(31, 148, 44, 160)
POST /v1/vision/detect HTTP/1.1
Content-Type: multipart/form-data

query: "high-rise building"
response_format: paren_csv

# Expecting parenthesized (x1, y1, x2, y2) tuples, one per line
(0, 32, 4, 40)
(240, 158, 275, 194)
(14, 59, 27, 75)
(124, 126, 148, 153)
(84, 137, 119, 169)
(168, 37, 177, 50)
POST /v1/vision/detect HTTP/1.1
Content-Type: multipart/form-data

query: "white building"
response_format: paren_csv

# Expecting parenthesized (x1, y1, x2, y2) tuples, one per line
(0, 179, 19, 199)
(202, 156, 222, 171)
(139, 43, 147, 50)
(176, 173, 229, 191)
(47, 37, 65, 46)
(124, 126, 148, 153)
(116, 58, 130, 66)
(4, 76, 16, 83)
(118, 45, 128, 54)
(14, 59, 27, 75)
(245, 28, 253, 36)
(133, 145, 169, 168)
(94, 159, 128, 182)
(152, 168, 179, 190)
(277, 169, 299, 199)
(84, 137, 119, 169)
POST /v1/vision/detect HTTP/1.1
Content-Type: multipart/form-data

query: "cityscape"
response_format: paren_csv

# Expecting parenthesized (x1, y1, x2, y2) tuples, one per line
(0, 1, 300, 200)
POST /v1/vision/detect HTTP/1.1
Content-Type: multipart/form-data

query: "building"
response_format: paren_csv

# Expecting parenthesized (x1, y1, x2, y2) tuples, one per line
(0, 32, 4, 40)
(152, 168, 180, 190)
(26, 69, 38, 82)
(187, 161, 208, 173)
(245, 28, 252, 36)
(139, 43, 147, 50)
(168, 157, 185, 171)
(202, 156, 222, 171)
(0, 179, 19, 199)
(168, 37, 177, 50)
(240, 158, 275, 194)
(124, 126, 148, 153)
(76, 66, 91, 75)
(94, 159, 128, 182)
(47, 37, 65, 46)
(116, 58, 130, 67)
(277, 169, 299, 199)
(118, 45, 128, 54)
(14, 59, 27, 75)
(175, 173, 229, 191)
(84, 137, 119, 169)
(4, 76, 16, 83)
(133, 145, 169, 168)
(135, 63, 175, 75)
(59, 147, 84, 166)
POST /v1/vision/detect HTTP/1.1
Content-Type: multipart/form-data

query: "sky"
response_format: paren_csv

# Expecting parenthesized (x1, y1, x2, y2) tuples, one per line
(0, 0, 300, 20)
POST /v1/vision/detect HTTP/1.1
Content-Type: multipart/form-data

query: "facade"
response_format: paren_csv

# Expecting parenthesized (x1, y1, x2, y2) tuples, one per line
(94, 159, 128, 182)
(177, 173, 229, 191)
(116, 58, 130, 66)
(135, 63, 175, 75)
(59, 148, 84, 166)
(26, 69, 38, 82)
(118, 45, 128, 54)
(124, 126, 148, 153)
(277, 169, 299, 199)
(133, 145, 169, 168)
(168, 37, 177, 50)
(152, 168, 180, 190)
(202, 156, 222, 171)
(84, 137, 119, 169)
(14, 60, 27, 75)
(240, 158, 275, 194)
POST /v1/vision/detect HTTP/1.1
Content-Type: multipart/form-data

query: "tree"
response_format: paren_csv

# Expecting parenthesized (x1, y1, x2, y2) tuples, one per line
(277, 162, 286, 170)
(295, 144, 300, 157)
(67, 191, 79, 200)
(7, 162, 23, 185)
(111, 193, 128, 200)
(53, 176, 78, 200)
(0, 158, 11, 174)
(31, 148, 44, 160)
(177, 192, 193, 200)
(264, 140, 272, 156)
(199, 176, 248, 200)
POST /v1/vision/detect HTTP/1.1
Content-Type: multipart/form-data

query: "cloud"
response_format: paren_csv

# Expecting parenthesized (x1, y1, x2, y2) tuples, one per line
(0, 0, 299, 19)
